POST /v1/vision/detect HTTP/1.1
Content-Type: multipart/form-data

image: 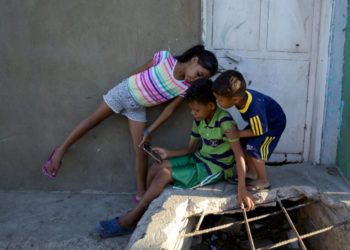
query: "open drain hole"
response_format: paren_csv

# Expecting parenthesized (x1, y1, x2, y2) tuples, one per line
(190, 198, 306, 250)
(183, 194, 350, 250)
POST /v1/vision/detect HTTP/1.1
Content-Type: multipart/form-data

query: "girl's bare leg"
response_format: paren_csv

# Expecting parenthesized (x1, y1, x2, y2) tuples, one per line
(128, 119, 148, 199)
(46, 101, 114, 175)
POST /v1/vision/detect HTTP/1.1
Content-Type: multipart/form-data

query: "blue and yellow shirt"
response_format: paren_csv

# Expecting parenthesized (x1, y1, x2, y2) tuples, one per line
(239, 89, 286, 136)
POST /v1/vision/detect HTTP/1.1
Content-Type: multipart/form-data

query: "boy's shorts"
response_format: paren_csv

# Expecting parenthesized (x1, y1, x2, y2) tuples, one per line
(241, 130, 282, 161)
(169, 154, 225, 189)
(103, 79, 146, 122)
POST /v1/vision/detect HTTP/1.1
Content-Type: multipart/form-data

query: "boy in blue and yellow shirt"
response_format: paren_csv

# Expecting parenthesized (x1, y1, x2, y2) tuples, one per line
(213, 70, 286, 192)
(97, 78, 255, 238)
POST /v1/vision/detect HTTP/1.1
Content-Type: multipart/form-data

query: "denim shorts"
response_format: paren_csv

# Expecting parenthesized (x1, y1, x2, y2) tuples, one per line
(103, 79, 146, 122)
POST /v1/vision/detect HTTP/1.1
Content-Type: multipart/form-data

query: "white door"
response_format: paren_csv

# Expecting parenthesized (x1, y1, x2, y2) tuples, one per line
(203, 0, 321, 162)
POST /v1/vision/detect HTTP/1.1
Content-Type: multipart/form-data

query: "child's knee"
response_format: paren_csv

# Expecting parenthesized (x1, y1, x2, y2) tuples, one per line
(155, 168, 172, 183)
(160, 160, 171, 168)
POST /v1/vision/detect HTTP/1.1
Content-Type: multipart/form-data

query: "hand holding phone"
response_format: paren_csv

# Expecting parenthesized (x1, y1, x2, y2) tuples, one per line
(142, 143, 162, 164)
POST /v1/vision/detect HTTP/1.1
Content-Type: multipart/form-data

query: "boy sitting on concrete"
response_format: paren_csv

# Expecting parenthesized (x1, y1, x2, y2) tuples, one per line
(97, 78, 255, 238)
(212, 70, 286, 191)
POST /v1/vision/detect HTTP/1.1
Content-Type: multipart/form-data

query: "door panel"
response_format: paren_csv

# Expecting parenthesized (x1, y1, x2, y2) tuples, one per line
(205, 0, 320, 162)
(267, 0, 314, 52)
(212, 0, 261, 50)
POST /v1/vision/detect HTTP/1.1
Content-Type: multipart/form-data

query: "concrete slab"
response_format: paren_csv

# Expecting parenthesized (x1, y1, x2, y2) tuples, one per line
(0, 163, 349, 249)
(127, 163, 350, 249)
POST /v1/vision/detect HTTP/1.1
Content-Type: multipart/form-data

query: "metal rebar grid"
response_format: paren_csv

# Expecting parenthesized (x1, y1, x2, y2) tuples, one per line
(181, 192, 350, 249)
(243, 206, 256, 250)
(275, 192, 307, 249)
(181, 201, 311, 238)
(257, 218, 350, 250)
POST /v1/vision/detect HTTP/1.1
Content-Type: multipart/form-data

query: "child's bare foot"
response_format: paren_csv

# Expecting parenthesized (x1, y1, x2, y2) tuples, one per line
(247, 179, 270, 191)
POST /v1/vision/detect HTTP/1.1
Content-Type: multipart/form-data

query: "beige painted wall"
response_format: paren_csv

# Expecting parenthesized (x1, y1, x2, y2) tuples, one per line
(0, 0, 201, 192)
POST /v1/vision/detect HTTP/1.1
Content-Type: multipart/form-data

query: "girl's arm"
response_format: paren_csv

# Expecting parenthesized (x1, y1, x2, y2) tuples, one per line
(153, 138, 199, 159)
(139, 96, 184, 146)
(230, 140, 255, 211)
(129, 59, 153, 76)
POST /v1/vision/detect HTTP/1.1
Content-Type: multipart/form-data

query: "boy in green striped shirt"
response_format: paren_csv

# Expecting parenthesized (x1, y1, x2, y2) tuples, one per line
(97, 79, 255, 238)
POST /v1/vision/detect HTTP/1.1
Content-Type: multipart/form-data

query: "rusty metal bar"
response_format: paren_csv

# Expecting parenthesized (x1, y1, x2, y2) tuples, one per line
(181, 201, 311, 238)
(243, 207, 256, 250)
(276, 193, 307, 250)
(195, 209, 206, 231)
(257, 218, 350, 250)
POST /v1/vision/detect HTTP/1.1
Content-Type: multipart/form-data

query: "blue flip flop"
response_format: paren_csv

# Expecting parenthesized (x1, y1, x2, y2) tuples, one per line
(97, 217, 133, 238)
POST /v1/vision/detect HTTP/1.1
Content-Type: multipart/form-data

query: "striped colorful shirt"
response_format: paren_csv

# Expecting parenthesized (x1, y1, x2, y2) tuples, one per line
(191, 108, 237, 178)
(239, 89, 286, 136)
(128, 51, 191, 107)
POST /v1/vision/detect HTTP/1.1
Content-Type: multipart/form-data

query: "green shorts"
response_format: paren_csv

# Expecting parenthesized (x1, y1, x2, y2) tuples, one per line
(169, 154, 225, 189)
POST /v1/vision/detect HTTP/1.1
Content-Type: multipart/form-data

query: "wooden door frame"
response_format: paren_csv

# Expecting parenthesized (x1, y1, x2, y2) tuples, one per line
(201, 0, 334, 163)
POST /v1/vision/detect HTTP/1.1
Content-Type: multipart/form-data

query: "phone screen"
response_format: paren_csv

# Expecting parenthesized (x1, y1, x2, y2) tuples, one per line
(142, 143, 162, 163)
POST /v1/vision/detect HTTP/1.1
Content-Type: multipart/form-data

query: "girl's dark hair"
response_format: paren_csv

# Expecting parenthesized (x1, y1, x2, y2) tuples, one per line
(212, 70, 246, 97)
(176, 45, 218, 76)
(185, 78, 216, 104)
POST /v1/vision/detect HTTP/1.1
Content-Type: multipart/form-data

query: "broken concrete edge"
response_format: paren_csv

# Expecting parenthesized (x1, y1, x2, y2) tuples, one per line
(127, 185, 349, 250)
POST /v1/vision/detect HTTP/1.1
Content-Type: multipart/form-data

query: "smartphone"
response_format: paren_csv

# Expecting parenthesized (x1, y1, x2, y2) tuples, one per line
(142, 143, 162, 164)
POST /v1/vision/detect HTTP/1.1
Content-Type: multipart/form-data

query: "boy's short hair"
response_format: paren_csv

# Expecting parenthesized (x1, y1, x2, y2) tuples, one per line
(185, 79, 216, 105)
(212, 70, 246, 97)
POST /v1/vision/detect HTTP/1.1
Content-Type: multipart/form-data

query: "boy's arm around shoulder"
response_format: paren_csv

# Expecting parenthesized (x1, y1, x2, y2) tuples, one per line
(225, 128, 255, 139)
(238, 129, 255, 138)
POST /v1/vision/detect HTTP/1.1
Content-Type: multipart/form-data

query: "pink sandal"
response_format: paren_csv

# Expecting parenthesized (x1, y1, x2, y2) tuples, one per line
(42, 148, 62, 179)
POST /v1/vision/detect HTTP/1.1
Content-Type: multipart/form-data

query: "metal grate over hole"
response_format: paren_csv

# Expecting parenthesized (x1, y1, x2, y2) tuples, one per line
(182, 191, 350, 250)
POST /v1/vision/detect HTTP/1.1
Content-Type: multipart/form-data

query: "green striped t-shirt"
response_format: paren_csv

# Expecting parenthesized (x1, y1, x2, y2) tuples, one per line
(191, 108, 237, 179)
